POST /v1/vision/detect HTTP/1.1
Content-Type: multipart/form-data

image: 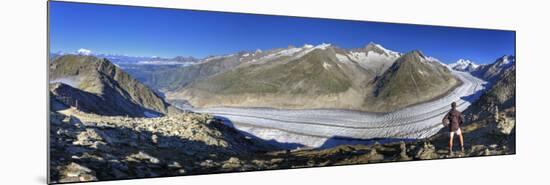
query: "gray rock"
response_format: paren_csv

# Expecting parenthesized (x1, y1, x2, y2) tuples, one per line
(415, 142, 438, 160)
(151, 134, 159, 144)
(399, 141, 412, 160)
(368, 149, 384, 162)
(199, 160, 217, 168)
(178, 169, 187, 174)
(73, 128, 103, 146)
(60, 162, 97, 182)
(129, 151, 160, 164)
(495, 115, 515, 135)
(168, 161, 182, 168)
(222, 157, 242, 169)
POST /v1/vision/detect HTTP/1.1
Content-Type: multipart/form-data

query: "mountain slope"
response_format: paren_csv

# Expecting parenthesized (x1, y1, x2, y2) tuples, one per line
(366, 50, 459, 111)
(49, 55, 178, 117)
(168, 45, 371, 110)
(49, 106, 275, 182)
(472, 55, 515, 82)
(165, 45, 458, 112)
(348, 42, 401, 76)
(135, 54, 246, 91)
(467, 65, 516, 117)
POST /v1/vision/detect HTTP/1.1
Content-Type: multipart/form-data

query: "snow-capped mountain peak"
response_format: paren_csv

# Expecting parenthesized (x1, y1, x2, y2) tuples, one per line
(303, 44, 314, 49)
(452, 59, 478, 67)
(373, 43, 399, 55)
(77, 48, 92, 56)
(363, 42, 401, 58)
(314, 43, 332, 50)
(496, 55, 515, 66)
(449, 59, 479, 72)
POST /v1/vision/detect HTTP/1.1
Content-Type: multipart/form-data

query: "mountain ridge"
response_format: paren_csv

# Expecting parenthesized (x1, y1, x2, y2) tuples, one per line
(49, 54, 180, 117)
(166, 45, 459, 112)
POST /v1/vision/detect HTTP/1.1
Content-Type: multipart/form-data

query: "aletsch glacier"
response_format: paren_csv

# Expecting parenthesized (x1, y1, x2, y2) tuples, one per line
(191, 71, 487, 148)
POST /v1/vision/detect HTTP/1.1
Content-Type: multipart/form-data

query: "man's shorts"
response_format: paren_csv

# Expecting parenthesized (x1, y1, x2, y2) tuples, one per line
(450, 128, 462, 136)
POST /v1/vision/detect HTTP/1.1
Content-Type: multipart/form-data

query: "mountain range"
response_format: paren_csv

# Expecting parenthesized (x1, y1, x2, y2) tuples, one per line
(49, 43, 515, 114)
(161, 43, 459, 112)
(49, 55, 180, 117)
(449, 56, 515, 83)
(471, 55, 516, 82)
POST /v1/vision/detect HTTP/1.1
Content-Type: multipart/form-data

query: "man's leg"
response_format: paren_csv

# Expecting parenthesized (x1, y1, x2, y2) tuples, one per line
(458, 129, 464, 152)
(449, 131, 454, 154)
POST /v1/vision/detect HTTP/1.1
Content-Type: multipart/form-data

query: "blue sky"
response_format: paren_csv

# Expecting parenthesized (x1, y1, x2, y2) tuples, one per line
(50, 1, 515, 64)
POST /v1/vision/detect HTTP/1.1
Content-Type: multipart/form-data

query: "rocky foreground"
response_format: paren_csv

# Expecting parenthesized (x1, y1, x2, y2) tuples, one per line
(50, 103, 514, 183)
(49, 108, 273, 183)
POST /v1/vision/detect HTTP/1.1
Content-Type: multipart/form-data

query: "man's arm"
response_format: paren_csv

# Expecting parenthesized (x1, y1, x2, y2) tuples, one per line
(442, 112, 449, 126)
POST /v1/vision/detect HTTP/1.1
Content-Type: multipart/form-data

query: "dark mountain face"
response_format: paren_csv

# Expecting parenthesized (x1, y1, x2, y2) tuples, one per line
(367, 50, 459, 111)
(467, 65, 516, 117)
(50, 83, 161, 117)
(49, 55, 177, 117)
(472, 55, 515, 82)
(460, 62, 516, 151)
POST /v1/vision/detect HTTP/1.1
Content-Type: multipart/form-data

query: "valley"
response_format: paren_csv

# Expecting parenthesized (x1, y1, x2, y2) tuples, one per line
(190, 71, 486, 148)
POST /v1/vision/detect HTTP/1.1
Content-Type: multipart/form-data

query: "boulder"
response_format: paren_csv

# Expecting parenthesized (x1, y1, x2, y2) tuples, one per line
(415, 142, 438, 160)
(399, 141, 412, 160)
(222, 157, 242, 169)
(128, 151, 160, 164)
(59, 162, 97, 182)
(494, 114, 515, 135)
(367, 149, 384, 162)
(73, 129, 103, 146)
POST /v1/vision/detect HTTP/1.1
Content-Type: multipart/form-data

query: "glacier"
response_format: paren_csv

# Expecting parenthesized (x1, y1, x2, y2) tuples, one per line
(192, 71, 487, 149)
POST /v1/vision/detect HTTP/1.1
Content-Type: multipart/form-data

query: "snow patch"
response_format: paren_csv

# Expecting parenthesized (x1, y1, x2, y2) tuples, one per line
(50, 77, 80, 88)
(500, 56, 513, 65)
(314, 43, 331, 50)
(371, 43, 400, 57)
(449, 59, 480, 71)
(262, 47, 304, 61)
(303, 44, 314, 49)
(335, 53, 352, 64)
(203, 54, 234, 62)
(425, 56, 441, 63)
(322, 62, 332, 69)
(77, 48, 92, 56)
(418, 69, 425, 76)
(350, 51, 367, 61)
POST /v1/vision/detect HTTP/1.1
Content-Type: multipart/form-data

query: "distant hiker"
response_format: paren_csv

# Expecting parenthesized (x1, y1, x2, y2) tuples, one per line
(442, 102, 464, 155)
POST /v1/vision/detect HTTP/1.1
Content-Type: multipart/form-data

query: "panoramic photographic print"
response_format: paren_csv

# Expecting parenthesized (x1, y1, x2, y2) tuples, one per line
(48, 1, 516, 184)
